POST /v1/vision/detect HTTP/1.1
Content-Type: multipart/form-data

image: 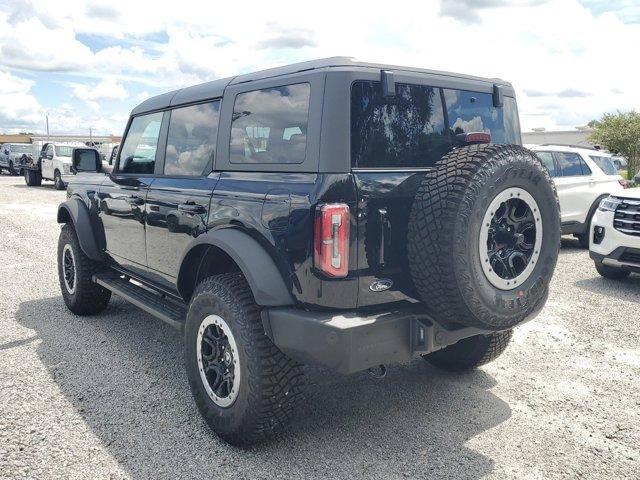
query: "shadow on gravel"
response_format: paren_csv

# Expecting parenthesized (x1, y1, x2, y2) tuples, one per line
(575, 275, 640, 304)
(9, 183, 57, 190)
(16, 296, 512, 479)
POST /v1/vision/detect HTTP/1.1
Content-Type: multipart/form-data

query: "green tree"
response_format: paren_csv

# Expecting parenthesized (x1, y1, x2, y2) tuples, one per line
(589, 111, 640, 180)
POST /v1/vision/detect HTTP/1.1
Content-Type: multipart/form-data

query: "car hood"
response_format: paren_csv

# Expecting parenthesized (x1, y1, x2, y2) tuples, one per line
(614, 187, 640, 201)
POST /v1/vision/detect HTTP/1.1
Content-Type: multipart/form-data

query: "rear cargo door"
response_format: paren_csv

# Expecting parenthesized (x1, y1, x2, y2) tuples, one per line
(350, 79, 521, 308)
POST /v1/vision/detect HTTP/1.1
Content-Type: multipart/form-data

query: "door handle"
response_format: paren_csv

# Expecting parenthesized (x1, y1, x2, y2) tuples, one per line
(126, 195, 144, 206)
(178, 202, 206, 214)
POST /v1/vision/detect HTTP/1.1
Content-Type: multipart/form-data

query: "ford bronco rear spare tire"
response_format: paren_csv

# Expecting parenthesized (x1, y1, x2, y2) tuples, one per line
(408, 144, 560, 330)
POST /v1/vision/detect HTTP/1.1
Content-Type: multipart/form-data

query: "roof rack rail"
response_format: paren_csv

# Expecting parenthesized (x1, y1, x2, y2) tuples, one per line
(539, 144, 601, 151)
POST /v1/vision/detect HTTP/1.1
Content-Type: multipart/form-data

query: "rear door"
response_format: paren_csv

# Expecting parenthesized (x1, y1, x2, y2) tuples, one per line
(350, 78, 521, 307)
(99, 111, 164, 274)
(145, 100, 221, 283)
(552, 151, 593, 224)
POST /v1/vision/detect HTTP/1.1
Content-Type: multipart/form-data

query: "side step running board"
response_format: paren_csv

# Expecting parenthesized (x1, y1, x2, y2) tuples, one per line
(93, 272, 186, 330)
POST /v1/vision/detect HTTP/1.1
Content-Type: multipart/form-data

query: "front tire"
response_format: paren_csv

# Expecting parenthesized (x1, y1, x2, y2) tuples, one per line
(184, 273, 304, 446)
(54, 170, 65, 190)
(58, 224, 111, 315)
(594, 261, 630, 280)
(424, 330, 513, 371)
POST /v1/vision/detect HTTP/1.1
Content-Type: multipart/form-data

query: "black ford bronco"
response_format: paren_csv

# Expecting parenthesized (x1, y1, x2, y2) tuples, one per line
(57, 57, 560, 446)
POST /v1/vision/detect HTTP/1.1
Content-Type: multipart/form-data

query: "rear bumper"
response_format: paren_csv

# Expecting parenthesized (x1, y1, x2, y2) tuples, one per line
(261, 304, 502, 374)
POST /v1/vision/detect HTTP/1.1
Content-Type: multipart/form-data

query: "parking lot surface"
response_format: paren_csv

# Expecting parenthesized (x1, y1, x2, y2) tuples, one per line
(1, 174, 639, 479)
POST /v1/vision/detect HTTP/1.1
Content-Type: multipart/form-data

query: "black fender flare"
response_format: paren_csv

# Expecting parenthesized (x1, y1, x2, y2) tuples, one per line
(57, 198, 102, 261)
(178, 228, 294, 306)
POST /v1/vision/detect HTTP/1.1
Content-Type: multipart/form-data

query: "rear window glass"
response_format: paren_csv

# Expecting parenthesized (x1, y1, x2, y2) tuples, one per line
(351, 81, 447, 169)
(444, 89, 519, 144)
(590, 155, 617, 175)
(11, 144, 32, 154)
(230, 83, 310, 164)
(351, 81, 520, 169)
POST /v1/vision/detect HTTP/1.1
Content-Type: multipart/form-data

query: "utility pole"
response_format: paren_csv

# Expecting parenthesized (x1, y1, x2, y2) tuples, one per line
(90, 127, 93, 144)
(46, 114, 49, 139)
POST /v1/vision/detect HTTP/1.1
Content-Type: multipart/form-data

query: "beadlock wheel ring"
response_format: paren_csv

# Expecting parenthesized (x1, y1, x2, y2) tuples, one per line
(62, 244, 77, 294)
(196, 314, 240, 408)
(479, 187, 543, 290)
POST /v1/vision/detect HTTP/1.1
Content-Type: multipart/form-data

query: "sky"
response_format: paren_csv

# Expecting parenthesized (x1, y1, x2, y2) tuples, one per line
(0, 0, 639, 136)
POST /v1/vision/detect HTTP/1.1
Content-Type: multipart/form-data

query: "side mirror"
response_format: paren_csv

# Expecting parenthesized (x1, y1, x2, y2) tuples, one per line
(72, 148, 102, 174)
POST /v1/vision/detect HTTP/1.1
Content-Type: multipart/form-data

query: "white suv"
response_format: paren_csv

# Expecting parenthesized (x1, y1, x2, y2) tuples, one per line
(527, 144, 625, 248)
(590, 189, 640, 279)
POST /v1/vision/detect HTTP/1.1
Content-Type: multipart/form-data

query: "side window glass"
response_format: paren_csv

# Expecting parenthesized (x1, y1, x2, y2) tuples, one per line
(580, 157, 592, 175)
(46, 145, 54, 157)
(536, 151, 557, 177)
(230, 83, 310, 164)
(118, 112, 163, 174)
(556, 152, 586, 176)
(164, 101, 220, 176)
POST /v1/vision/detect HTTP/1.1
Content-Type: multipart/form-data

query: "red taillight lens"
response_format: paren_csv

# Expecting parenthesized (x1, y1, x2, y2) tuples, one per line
(314, 203, 350, 278)
(464, 132, 491, 144)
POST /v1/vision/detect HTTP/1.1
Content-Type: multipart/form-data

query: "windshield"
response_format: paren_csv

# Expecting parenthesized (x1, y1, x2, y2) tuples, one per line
(56, 146, 74, 157)
(11, 144, 33, 154)
(589, 155, 617, 175)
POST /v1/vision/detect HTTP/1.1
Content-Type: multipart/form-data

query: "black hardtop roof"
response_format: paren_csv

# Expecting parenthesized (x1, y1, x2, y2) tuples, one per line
(131, 56, 511, 116)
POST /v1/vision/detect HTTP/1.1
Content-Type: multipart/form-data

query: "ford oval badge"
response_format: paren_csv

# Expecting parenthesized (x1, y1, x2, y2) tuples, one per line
(369, 279, 393, 292)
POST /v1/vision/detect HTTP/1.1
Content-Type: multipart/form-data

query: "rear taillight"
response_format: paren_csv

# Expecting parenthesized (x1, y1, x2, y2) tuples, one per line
(619, 179, 630, 189)
(314, 203, 350, 278)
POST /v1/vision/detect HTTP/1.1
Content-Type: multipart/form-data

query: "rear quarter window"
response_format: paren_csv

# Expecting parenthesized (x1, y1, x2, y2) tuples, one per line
(589, 155, 617, 175)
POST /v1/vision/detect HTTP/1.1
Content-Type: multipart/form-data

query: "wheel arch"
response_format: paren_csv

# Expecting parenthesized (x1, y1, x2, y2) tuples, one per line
(177, 228, 294, 307)
(581, 193, 610, 234)
(57, 198, 102, 261)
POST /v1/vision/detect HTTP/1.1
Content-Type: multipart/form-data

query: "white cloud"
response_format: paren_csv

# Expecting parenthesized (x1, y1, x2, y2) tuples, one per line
(0, 70, 43, 131)
(0, 0, 638, 133)
(71, 79, 127, 110)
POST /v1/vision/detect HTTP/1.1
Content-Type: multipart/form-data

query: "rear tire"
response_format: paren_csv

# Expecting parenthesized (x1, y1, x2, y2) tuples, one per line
(24, 168, 42, 186)
(57, 224, 111, 315)
(184, 273, 304, 446)
(408, 144, 560, 330)
(424, 330, 513, 371)
(594, 261, 630, 280)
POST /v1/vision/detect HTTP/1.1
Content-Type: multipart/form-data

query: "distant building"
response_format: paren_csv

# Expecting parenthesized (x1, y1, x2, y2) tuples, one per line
(522, 128, 596, 148)
(0, 133, 121, 145)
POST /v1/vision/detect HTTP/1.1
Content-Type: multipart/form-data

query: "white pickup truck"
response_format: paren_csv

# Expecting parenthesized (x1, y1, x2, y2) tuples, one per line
(22, 142, 101, 189)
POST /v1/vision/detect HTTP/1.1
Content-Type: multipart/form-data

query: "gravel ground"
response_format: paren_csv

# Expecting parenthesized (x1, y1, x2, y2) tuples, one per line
(0, 173, 639, 480)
